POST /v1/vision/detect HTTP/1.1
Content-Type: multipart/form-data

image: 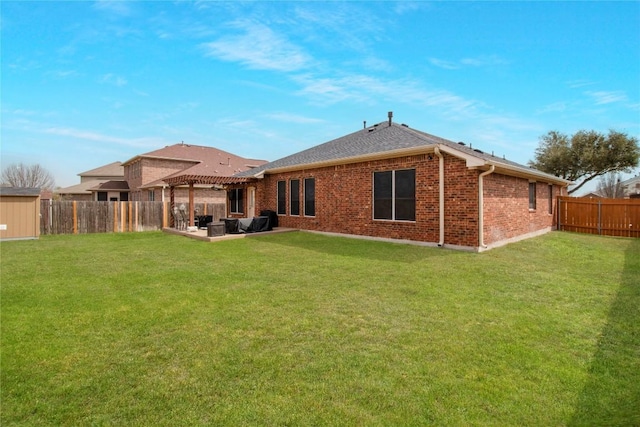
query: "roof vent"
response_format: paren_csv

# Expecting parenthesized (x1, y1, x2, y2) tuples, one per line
(368, 128, 375, 132)
(363, 120, 366, 129)
(458, 142, 466, 146)
(401, 123, 409, 127)
(388, 111, 393, 126)
(474, 149, 483, 154)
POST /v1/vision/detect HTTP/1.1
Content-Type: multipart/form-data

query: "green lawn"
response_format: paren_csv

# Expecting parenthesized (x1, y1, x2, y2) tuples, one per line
(1, 231, 638, 426)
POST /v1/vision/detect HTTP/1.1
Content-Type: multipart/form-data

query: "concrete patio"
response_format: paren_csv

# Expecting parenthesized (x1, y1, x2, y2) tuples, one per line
(162, 226, 297, 242)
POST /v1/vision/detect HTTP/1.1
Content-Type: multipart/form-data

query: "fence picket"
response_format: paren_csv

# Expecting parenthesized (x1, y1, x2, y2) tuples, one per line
(40, 201, 226, 235)
(557, 196, 640, 237)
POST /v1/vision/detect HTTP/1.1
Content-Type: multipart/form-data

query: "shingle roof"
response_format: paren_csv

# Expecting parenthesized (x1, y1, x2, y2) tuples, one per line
(235, 121, 571, 185)
(56, 180, 109, 195)
(122, 143, 267, 185)
(0, 187, 41, 196)
(78, 161, 124, 178)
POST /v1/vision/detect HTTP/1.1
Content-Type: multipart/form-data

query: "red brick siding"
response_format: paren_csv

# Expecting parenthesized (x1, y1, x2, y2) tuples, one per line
(253, 153, 481, 247)
(125, 158, 225, 203)
(482, 174, 563, 244)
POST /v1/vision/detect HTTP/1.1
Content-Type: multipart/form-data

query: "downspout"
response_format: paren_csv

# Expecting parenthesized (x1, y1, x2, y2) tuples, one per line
(434, 147, 445, 246)
(478, 165, 495, 249)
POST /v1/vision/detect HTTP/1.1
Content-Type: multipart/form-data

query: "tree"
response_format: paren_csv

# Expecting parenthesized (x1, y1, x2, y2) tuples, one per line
(596, 172, 624, 198)
(529, 129, 640, 194)
(1, 163, 55, 190)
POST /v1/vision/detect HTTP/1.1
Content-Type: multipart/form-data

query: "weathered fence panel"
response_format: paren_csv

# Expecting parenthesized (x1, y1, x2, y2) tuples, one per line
(557, 197, 640, 238)
(40, 201, 226, 235)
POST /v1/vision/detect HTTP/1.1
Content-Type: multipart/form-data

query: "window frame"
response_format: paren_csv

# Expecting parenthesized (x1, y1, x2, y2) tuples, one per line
(277, 180, 286, 215)
(529, 182, 537, 211)
(548, 185, 553, 214)
(290, 179, 300, 216)
(373, 169, 416, 222)
(229, 188, 244, 214)
(304, 177, 315, 217)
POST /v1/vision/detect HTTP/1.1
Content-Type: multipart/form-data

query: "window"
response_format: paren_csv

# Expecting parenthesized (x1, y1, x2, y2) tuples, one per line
(229, 188, 244, 214)
(277, 180, 286, 215)
(373, 169, 416, 221)
(548, 185, 553, 214)
(148, 190, 155, 201)
(304, 178, 315, 217)
(290, 179, 300, 216)
(529, 182, 537, 210)
(97, 192, 107, 201)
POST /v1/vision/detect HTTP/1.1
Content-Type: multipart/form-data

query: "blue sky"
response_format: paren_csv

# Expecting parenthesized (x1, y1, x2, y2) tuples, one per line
(2, 1, 639, 192)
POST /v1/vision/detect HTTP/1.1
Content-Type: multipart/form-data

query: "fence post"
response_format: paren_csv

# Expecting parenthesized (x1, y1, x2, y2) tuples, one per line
(557, 197, 562, 231)
(72, 201, 78, 234)
(597, 200, 602, 235)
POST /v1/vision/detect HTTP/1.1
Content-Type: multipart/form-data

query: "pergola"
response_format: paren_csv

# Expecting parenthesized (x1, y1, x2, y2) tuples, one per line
(163, 174, 256, 227)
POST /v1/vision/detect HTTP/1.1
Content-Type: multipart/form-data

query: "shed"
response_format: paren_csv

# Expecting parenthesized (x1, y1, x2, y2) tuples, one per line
(0, 187, 41, 241)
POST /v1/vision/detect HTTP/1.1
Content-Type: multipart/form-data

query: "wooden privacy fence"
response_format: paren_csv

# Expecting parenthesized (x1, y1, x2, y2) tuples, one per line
(40, 201, 226, 235)
(557, 196, 640, 238)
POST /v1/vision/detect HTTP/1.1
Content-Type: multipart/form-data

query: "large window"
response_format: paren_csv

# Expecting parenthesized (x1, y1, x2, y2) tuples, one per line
(529, 182, 537, 210)
(304, 178, 315, 217)
(229, 188, 244, 214)
(277, 180, 286, 215)
(373, 169, 416, 221)
(290, 179, 300, 216)
(548, 185, 553, 214)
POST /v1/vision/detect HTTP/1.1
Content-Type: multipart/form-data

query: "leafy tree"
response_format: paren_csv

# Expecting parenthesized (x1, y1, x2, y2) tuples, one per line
(529, 130, 640, 194)
(596, 172, 624, 198)
(1, 163, 55, 190)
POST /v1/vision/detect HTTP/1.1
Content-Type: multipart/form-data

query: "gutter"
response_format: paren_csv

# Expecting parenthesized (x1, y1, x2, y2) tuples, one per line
(434, 147, 445, 247)
(478, 165, 495, 249)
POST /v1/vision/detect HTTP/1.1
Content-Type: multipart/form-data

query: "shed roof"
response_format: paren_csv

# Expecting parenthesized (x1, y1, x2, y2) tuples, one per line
(0, 187, 41, 197)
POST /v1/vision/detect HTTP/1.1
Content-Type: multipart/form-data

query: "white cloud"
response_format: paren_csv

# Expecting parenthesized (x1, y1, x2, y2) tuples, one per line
(429, 58, 460, 70)
(93, 0, 132, 16)
(264, 112, 325, 124)
(201, 21, 311, 72)
(100, 73, 128, 87)
(430, 55, 507, 70)
(585, 90, 627, 105)
(567, 79, 596, 89)
(44, 127, 162, 149)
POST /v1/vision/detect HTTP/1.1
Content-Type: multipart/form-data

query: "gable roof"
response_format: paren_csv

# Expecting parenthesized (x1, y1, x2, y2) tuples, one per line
(235, 121, 571, 185)
(123, 143, 267, 186)
(78, 161, 123, 178)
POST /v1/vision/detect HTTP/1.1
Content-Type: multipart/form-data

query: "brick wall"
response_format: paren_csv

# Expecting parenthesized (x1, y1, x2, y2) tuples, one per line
(252, 153, 483, 247)
(483, 173, 563, 245)
(125, 158, 225, 203)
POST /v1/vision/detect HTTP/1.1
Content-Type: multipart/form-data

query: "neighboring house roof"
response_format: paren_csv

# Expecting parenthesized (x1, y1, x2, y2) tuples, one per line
(78, 161, 124, 178)
(581, 191, 604, 198)
(56, 180, 109, 195)
(91, 181, 130, 192)
(620, 174, 640, 197)
(0, 187, 41, 196)
(235, 121, 572, 186)
(131, 143, 267, 186)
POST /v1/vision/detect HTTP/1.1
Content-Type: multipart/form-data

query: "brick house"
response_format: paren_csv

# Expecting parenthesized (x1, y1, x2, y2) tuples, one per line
(620, 174, 640, 199)
(122, 143, 266, 204)
(56, 162, 127, 201)
(215, 115, 571, 251)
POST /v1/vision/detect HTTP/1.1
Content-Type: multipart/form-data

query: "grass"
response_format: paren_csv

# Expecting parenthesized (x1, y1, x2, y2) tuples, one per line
(1, 231, 638, 426)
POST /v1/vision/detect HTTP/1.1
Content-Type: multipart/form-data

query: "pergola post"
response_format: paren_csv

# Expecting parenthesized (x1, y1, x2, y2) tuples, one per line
(169, 186, 175, 227)
(189, 182, 195, 227)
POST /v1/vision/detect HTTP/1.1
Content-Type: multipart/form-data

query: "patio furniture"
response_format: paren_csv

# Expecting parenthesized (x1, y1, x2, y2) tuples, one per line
(207, 222, 225, 237)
